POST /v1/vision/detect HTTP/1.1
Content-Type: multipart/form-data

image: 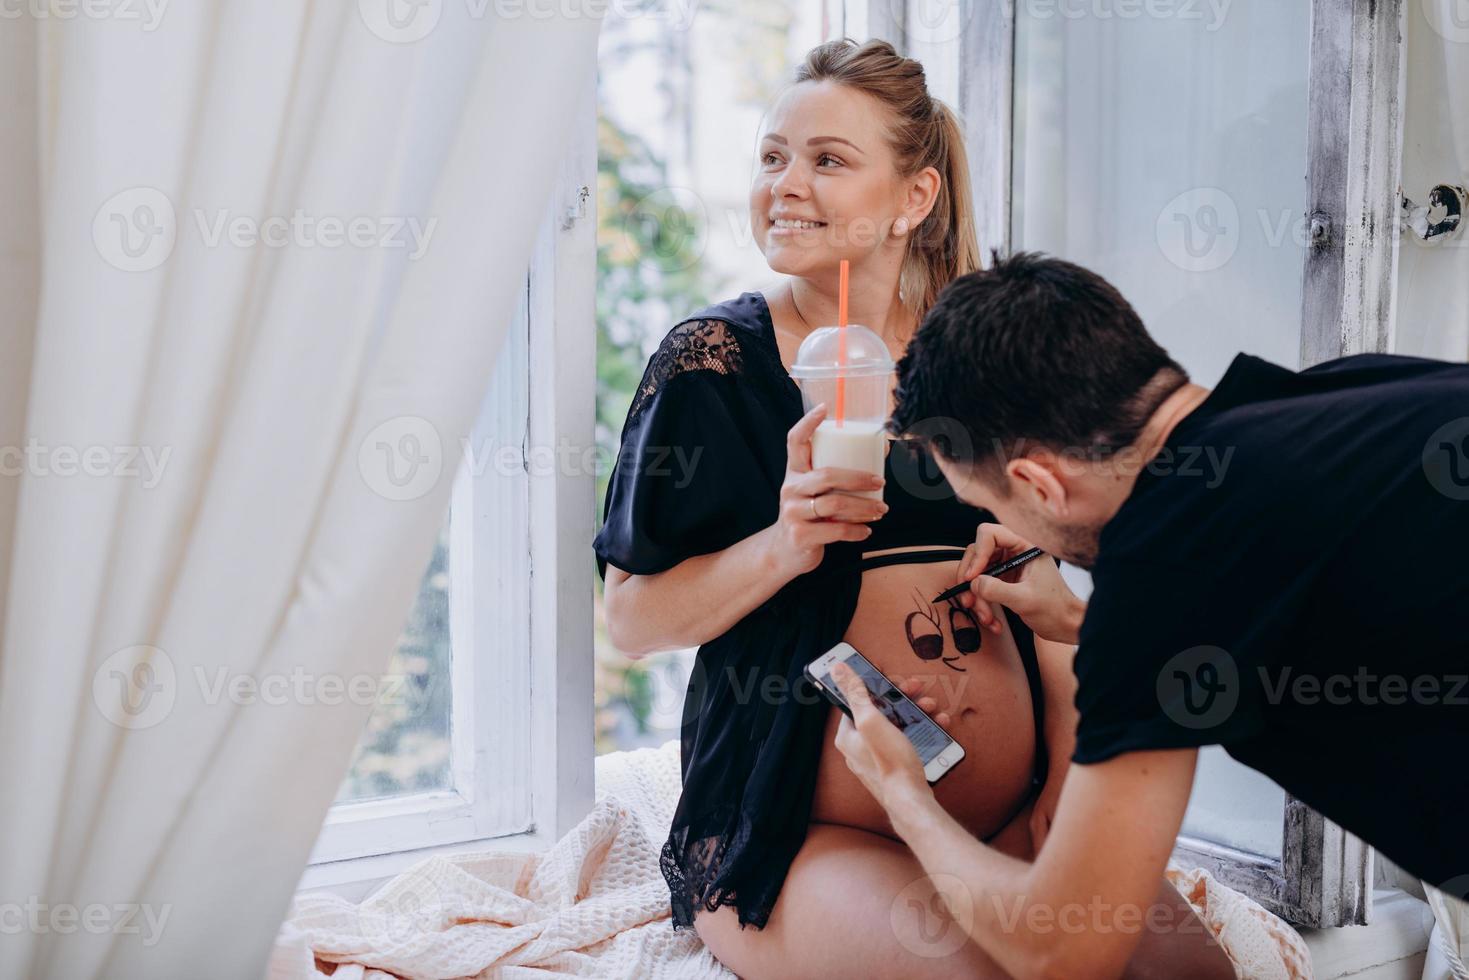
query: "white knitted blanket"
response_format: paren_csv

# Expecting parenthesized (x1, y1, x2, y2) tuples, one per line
(271, 741, 729, 980)
(271, 740, 1310, 980)
(1164, 863, 1314, 979)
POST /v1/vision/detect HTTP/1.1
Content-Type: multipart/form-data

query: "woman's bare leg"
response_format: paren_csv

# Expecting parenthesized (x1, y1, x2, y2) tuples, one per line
(1129, 878, 1238, 980)
(695, 822, 1012, 980)
(694, 822, 1236, 980)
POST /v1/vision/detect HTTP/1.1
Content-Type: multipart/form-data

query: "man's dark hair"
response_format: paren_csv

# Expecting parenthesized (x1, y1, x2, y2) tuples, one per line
(890, 251, 1188, 487)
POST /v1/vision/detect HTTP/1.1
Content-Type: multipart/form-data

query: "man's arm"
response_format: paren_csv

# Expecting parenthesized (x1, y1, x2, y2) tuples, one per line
(831, 663, 1199, 980)
(1029, 635, 1078, 849)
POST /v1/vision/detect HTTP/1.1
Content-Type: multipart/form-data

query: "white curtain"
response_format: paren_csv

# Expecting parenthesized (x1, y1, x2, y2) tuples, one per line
(1401, 7, 1469, 977)
(1423, 883, 1468, 980)
(1395, 0, 1469, 361)
(0, 4, 600, 978)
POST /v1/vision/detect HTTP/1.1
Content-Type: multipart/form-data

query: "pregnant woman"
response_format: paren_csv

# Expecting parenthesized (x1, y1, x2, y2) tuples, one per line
(594, 39, 1233, 979)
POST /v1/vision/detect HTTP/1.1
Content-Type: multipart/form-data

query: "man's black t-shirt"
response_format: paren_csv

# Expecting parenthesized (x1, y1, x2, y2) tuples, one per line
(1074, 352, 1469, 888)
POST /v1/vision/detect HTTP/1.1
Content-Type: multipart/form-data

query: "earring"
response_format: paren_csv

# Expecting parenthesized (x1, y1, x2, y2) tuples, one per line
(892, 216, 910, 237)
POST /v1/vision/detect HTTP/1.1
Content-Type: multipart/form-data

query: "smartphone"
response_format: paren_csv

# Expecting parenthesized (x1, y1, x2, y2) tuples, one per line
(804, 641, 965, 784)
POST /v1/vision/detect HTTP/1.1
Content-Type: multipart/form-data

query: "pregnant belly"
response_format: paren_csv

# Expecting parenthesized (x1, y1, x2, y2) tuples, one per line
(810, 547, 1039, 844)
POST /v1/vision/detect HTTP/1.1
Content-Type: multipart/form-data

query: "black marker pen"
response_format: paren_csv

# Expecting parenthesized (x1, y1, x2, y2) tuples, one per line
(931, 547, 1047, 604)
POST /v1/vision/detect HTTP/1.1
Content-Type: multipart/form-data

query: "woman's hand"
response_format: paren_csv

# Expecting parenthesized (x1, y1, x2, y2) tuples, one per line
(894, 676, 952, 729)
(957, 523, 1086, 644)
(831, 662, 940, 818)
(769, 403, 889, 578)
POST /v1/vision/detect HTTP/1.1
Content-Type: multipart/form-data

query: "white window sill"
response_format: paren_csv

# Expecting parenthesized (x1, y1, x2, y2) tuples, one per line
(1301, 887, 1436, 980)
(295, 826, 558, 903)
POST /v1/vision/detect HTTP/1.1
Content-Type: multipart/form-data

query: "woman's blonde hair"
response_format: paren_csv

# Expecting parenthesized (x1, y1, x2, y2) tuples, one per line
(793, 38, 981, 326)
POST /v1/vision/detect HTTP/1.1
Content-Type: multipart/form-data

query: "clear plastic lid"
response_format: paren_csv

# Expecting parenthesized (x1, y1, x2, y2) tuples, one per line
(788, 324, 894, 380)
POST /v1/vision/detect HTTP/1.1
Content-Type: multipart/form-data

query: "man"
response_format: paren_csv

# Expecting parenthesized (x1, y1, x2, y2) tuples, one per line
(831, 251, 1469, 980)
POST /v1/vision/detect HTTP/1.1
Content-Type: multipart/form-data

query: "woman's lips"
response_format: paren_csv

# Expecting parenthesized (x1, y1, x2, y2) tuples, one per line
(769, 218, 828, 237)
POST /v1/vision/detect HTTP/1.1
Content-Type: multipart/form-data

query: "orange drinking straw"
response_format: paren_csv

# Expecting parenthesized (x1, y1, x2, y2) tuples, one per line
(836, 259, 849, 426)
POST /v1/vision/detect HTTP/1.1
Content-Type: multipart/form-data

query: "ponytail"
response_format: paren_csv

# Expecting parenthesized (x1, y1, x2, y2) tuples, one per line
(795, 39, 982, 323)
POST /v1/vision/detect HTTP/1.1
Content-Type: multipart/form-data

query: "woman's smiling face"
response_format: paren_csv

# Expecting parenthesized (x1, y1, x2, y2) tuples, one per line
(751, 80, 906, 277)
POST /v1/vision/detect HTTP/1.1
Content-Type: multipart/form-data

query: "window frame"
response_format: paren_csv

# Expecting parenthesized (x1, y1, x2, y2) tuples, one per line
(905, 0, 1403, 928)
(297, 89, 598, 895)
(307, 304, 534, 868)
(1176, 0, 1402, 928)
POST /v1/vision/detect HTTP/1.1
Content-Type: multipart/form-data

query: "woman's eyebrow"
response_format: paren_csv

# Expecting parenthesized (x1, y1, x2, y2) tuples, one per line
(759, 133, 865, 155)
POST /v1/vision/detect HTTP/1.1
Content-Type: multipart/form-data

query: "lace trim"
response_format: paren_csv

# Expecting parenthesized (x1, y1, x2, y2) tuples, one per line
(629, 318, 745, 423)
(662, 814, 773, 930)
(661, 803, 816, 931)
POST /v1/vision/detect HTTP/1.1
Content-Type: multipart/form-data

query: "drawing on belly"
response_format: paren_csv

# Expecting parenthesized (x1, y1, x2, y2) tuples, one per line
(904, 589, 972, 671)
(946, 596, 982, 654)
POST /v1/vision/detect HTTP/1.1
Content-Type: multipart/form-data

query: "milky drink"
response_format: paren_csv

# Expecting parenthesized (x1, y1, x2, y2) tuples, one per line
(811, 419, 887, 500)
(789, 323, 895, 505)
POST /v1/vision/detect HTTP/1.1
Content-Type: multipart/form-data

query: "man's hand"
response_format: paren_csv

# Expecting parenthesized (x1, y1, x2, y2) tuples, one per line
(958, 523, 1086, 644)
(830, 662, 941, 817)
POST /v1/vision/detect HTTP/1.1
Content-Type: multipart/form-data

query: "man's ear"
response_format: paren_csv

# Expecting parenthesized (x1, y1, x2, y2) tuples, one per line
(1006, 453, 1071, 517)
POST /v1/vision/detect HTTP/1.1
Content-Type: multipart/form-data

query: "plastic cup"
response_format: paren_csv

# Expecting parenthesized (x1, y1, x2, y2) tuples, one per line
(788, 323, 894, 501)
